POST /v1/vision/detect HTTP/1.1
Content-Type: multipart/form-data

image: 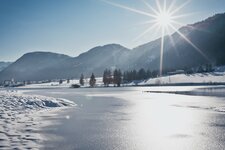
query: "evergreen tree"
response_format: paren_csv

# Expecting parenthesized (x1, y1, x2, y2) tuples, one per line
(206, 64, 213, 72)
(131, 70, 137, 81)
(113, 69, 122, 87)
(152, 70, 158, 78)
(67, 79, 70, 84)
(103, 70, 107, 86)
(117, 69, 122, 87)
(126, 71, 131, 82)
(89, 73, 96, 87)
(79, 74, 84, 86)
(107, 70, 113, 85)
(123, 71, 128, 83)
(197, 66, 204, 73)
(59, 79, 63, 84)
(146, 69, 152, 79)
(113, 69, 118, 86)
(103, 69, 112, 86)
(138, 68, 146, 80)
(120, 69, 154, 83)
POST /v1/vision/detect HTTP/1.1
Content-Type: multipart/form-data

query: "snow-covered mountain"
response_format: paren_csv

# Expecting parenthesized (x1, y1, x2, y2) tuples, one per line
(126, 13, 225, 71)
(0, 52, 74, 81)
(158, 13, 225, 70)
(0, 61, 12, 72)
(0, 13, 225, 81)
(73, 44, 130, 76)
(0, 44, 130, 81)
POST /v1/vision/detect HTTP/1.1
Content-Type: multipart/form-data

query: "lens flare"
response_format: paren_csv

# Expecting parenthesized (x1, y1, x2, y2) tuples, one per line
(103, 0, 207, 77)
(157, 12, 172, 27)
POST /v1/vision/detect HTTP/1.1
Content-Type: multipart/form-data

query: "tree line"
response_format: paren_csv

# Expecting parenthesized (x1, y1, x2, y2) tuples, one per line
(123, 69, 159, 83)
(79, 68, 158, 87)
(103, 69, 122, 87)
(79, 64, 214, 87)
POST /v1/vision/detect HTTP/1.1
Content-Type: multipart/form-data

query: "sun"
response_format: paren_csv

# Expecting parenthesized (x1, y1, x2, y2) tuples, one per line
(156, 11, 172, 27)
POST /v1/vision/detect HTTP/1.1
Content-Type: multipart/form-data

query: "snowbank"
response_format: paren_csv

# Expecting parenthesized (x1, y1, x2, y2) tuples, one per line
(140, 72, 225, 85)
(0, 90, 75, 149)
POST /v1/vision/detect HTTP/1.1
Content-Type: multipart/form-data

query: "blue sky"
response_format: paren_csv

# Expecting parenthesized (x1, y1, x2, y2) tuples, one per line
(0, 0, 225, 61)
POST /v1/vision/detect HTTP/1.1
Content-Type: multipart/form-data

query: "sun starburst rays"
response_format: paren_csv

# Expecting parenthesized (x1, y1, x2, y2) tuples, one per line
(134, 23, 160, 41)
(102, 0, 156, 18)
(169, 24, 210, 61)
(103, 0, 208, 76)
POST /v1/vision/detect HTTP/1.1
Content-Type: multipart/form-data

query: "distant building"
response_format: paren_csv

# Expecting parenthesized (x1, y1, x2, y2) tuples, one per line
(3, 79, 15, 87)
(3, 78, 25, 87)
(167, 70, 185, 75)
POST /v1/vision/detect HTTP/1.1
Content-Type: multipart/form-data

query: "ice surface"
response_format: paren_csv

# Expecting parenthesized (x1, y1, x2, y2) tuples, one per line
(0, 90, 75, 149)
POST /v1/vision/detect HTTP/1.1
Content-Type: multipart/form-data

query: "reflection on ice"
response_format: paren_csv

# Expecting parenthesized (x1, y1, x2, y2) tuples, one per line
(110, 89, 225, 150)
(126, 93, 198, 149)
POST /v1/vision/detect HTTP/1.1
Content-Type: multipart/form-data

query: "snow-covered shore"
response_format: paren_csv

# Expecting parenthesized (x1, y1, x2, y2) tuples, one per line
(0, 90, 75, 149)
(16, 71, 225, 89)
(139, 72, 225, 85)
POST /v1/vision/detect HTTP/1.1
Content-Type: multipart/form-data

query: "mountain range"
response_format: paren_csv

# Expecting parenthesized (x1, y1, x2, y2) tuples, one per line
(0, 62, 12, 72)
(0, 13, 225, 82)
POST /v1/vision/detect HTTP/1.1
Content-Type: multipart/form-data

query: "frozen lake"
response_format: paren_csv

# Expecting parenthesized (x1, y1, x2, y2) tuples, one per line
(19, 86, 225, 149)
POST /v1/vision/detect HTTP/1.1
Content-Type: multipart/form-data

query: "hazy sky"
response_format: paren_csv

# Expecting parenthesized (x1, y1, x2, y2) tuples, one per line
(0, 0, 225, 61)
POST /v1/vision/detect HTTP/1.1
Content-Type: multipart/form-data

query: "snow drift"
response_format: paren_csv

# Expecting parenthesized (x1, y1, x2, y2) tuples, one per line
(0, 90, 75, 149)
